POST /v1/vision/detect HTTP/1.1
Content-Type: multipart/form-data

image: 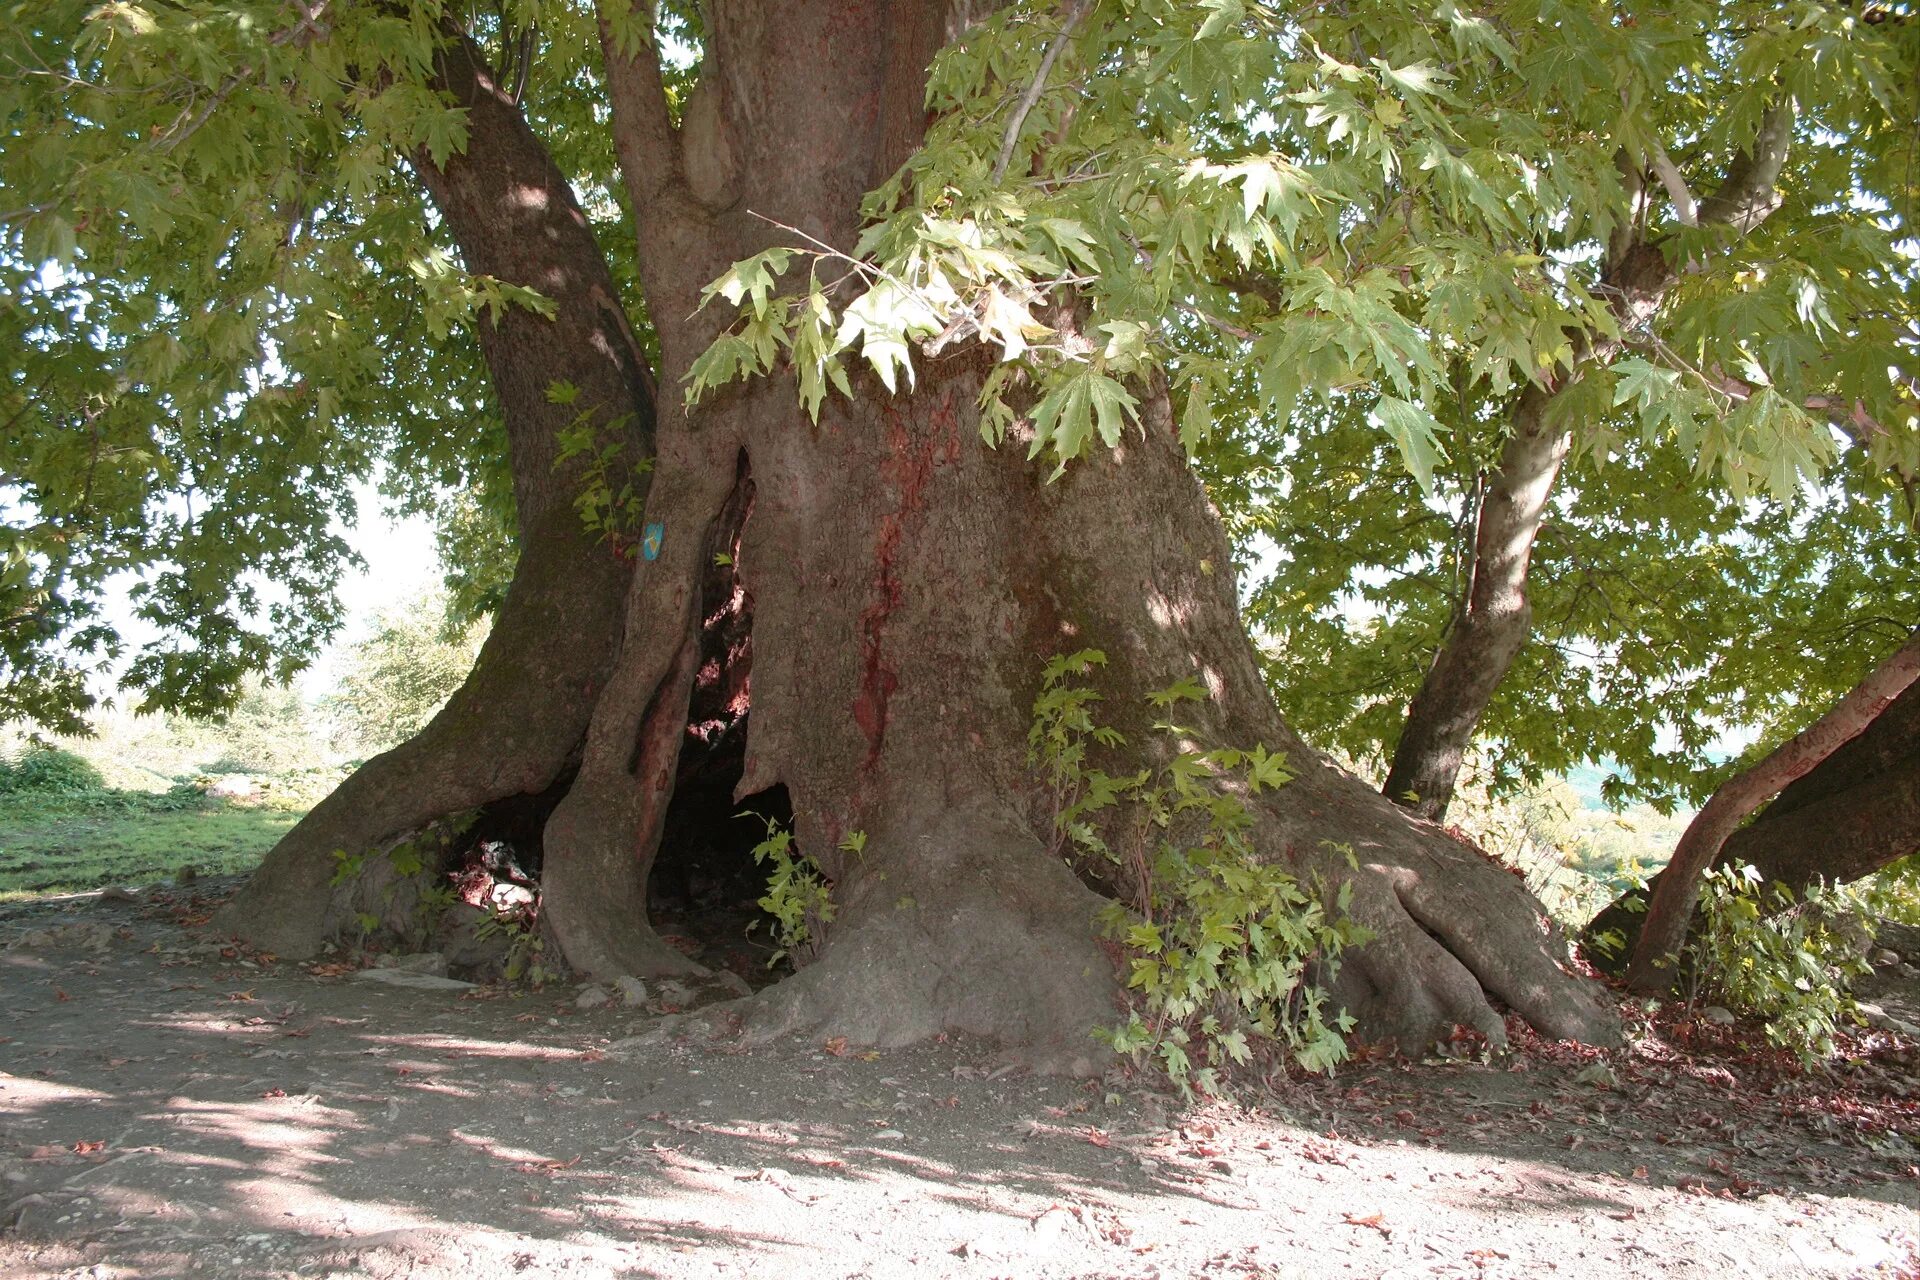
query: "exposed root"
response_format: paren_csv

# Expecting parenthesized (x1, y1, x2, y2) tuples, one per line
(715, 803, 1120, 1075)
(540, 775, 709, 981)
(1321, 833, 1620, 1052)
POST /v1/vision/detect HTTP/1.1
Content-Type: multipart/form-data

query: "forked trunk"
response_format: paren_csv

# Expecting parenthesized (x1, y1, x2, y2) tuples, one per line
(533, 0, 1617, 1066)
(1721, 678, 1920, 885)
(215, 34, 652, 958)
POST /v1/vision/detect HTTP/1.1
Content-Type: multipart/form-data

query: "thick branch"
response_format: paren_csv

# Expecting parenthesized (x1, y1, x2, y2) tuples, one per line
(219, 25, 652, 959)
(1382, 100, 1802, 822)
(594, 0, 685, 209)
(1383, 385, 1569, 820)
(1647, 138, 1698, 227)
(1625, 628, 1920, 991)
(1694, 103, 1795, 233)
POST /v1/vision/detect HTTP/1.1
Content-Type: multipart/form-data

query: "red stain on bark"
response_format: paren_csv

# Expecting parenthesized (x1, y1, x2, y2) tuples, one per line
(851, 397, 956, 765)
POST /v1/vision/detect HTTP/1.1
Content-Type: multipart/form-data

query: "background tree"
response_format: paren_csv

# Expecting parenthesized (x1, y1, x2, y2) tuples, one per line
(325, 592, 488, 755)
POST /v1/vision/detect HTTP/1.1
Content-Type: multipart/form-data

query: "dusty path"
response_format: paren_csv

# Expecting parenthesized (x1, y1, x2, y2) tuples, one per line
(1, 882, 1915, 1279)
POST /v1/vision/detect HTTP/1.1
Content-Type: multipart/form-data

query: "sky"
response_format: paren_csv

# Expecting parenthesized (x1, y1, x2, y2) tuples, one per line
(296, 483, 442, 697)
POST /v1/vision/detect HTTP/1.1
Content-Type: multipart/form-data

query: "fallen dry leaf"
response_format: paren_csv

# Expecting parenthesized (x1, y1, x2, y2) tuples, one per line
(1343, 1212, 1391, 1238)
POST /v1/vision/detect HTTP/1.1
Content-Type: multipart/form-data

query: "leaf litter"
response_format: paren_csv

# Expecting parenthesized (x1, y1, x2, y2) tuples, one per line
(0, 878, 1913, 1278)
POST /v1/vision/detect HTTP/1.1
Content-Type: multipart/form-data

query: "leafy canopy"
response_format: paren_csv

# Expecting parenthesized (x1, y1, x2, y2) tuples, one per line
(4, 0, 1917, 819)
(684, 0, 1917, 803)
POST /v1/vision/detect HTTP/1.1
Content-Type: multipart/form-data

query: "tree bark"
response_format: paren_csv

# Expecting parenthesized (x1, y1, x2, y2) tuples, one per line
(221, 1, 1620, 1066)
(1582, 678, 1920, 974)
(215, 33, 653, 958)
(1718, 677, 1920, 884)
(1382, 385, 1568, 820)
(529, 0, 1618, 1069)
(1624, 629, 1920, 991)
(1382, 110, 1793, 822)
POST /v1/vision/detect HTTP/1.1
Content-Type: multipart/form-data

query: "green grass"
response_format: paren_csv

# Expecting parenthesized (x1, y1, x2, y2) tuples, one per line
(0, 790, 306, 899)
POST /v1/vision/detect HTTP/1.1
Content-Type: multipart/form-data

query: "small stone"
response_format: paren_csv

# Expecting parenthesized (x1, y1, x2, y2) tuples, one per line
(351, 968, 476, 992)
(6, 922, 114, 953)
(375, 952, 449, 977)
(575, 984, 612, 1010)
(1857, 1002, 1920, 1037)
(613, 975, 650, 1007)
(1573, 1062, 1620, 1089)
(1701, 1006, 1737, 1026)
(871, 1129, 904, 1140)
(1030, 1206, 1081, 1248)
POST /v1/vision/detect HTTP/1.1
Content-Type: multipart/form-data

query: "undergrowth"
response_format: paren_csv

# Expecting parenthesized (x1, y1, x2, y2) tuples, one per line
(1031, 649, 1368, 1097)
(1684, 864, 1883, 1065)
(744, 816, 843, 968)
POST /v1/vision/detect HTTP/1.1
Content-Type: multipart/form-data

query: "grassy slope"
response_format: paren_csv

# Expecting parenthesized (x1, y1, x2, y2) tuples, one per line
(0, 793, 305, 899)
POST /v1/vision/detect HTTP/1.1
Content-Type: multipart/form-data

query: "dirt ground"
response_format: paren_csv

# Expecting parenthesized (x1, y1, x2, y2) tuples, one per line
(1, 880, 1915, 1280)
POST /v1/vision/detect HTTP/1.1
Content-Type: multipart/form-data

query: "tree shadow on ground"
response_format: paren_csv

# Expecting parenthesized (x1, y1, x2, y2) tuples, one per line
(1, 887, 1914, 1279)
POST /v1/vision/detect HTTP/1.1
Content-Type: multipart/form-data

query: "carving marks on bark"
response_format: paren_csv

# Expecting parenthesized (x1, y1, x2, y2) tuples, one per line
(852, 397, 959, 766)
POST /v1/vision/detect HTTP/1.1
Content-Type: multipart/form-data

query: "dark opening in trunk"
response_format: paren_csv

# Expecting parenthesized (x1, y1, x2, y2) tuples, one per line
(464, 770, 576, 881)
(643, 451, 787, 982)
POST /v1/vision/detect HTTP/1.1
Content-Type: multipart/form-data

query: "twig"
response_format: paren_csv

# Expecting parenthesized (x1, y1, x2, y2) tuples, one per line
(992, 2, 1089, 184)
(1174, 301, 1254, 342)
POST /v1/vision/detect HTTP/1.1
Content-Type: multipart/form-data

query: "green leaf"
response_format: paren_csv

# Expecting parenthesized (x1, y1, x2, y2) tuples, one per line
(1365, 395, 1447, 493)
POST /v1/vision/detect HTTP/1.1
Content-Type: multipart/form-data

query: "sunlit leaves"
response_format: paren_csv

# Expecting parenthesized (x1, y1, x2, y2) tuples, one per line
(680, 0, 1914, 536)
(0, 0, 601, 723)
(1365, 395, 1447, 494)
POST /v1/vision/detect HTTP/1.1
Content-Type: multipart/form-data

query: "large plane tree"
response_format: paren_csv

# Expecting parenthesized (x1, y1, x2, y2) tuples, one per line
(4, 0, 1912, 1070)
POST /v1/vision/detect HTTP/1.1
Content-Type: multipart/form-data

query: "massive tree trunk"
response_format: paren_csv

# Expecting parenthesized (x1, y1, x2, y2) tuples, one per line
(1382, 111, 1793, 823)
(532, 0, 1616, 1066)
(214, 34, 653, 958)
(225, 1, 1617, 1065)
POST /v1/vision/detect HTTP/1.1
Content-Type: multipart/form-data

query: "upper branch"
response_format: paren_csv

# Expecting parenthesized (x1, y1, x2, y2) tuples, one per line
(1694, 102, 1795, 233)
(593, 0, 685, 210)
